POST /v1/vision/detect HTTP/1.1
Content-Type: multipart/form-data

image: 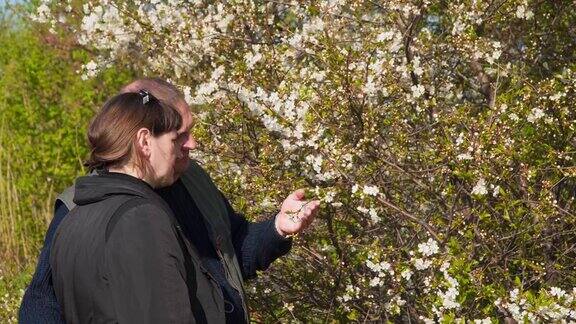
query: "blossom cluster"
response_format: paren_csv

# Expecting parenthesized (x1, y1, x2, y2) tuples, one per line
(496, 287, 576, 322)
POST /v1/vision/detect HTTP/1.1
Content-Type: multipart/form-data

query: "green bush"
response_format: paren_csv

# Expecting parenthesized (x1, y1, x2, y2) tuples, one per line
(0, 3, 134, 321)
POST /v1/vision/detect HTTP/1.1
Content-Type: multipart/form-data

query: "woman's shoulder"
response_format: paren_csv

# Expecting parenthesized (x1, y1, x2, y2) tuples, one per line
(104, 197, 184, 258)
(108, 197, 176, 237)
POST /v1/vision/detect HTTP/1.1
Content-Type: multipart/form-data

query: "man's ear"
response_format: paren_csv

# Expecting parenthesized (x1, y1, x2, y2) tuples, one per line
(135, 128, 152, 157)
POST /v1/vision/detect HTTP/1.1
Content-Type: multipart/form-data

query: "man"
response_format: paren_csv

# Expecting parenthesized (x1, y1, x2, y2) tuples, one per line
(19, 78, 320, 323)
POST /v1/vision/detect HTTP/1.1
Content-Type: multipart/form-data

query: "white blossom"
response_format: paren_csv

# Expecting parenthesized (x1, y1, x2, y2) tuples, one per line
(412, 56, 424, 76)
(455, 132, 465, 146)
(510, 288, 520, 301)
(414, 258, 432, 270)
(283, 302, 294, 312)
(369, 276, 383, 287)
(401, 269, 412, 281)
(31, 3, 51, 23)
(366, 259, 392, 274)
(303, 17, 325, 34)
(388, 33, 403, 52)
(550, 287, 566, 298)
(418, 238, 439, 257)
(357, 205, 369, 214)
(549, 92, 565, 101)
(471, 178, 488, 196)
(527, 108, 545, 123)
(81, 60, 99, 80)
(516, 5, 533, 20)
(411, 84, 425, 98)
(376, 30, 395, 42)
(516, 5, 526, 18)
(439, 286, 460, 309)
(452, 19, 466, 35)
(368, 208, 380, 223)
(182, 86, 193, 105)
(244, 51, 263, 70)
(457, 153, 473, 161)
(362, 77, 377, 96)
(306, 154, 323, 173)
(323, 190, 336, 204)
(509, 113, 520, 121)
(362, 185, 380, 196)
(492, 185, 501, 198)
(311, 71, 326, 82)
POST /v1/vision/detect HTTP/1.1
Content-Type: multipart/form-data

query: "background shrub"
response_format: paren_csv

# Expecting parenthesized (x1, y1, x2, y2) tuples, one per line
(0, 3, 133, 321)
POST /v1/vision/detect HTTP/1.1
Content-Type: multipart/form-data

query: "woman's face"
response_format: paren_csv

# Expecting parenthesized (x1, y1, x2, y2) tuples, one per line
(148, 130, 181, 188)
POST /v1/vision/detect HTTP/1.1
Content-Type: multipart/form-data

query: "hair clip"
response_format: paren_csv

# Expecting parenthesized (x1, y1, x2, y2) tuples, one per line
(139, 89, 150, 105)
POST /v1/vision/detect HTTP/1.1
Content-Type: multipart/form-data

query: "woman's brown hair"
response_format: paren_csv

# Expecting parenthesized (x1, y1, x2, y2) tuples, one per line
(85, 91, 182, 176)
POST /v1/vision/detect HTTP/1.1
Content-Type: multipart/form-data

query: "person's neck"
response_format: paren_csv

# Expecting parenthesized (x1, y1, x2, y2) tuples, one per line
(108, 165, 154, 187)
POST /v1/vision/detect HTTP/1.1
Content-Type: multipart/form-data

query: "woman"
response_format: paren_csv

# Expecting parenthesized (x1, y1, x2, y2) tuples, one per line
(50, 90, 197, 323)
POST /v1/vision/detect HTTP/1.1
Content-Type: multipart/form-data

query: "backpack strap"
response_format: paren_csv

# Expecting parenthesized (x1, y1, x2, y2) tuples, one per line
(105, 197, 143, 242)
(55, 185, 76, 212)
(55, 170, 99, 213)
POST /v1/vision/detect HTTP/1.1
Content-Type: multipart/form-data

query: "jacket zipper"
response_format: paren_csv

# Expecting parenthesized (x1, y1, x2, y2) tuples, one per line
(215, 238, 249, 323)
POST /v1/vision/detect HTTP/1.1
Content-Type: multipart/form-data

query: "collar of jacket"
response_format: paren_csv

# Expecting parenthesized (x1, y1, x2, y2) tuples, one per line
(73, 170, 155, 206)
(180, 160, 250, 323)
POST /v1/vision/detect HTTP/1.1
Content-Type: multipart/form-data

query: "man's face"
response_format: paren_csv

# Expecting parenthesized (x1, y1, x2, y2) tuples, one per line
(173, 99, 197, 178)
(148, 130, 180, 188)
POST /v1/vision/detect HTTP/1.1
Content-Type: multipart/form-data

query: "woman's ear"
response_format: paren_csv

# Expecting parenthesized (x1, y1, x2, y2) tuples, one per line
(135, 128, 152, 157)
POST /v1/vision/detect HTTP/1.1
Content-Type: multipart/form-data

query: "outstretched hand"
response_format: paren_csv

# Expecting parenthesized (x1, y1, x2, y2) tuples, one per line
(275, 189, 321, 237)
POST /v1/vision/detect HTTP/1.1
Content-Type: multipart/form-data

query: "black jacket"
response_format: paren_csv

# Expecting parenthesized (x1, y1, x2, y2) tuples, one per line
(50, 172, 223, 324)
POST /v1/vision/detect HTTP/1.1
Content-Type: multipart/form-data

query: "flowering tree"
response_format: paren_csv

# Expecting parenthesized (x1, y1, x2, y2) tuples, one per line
(33, 0, 576, 321)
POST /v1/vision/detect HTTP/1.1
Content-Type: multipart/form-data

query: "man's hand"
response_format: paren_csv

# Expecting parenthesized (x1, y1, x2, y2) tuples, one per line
(275, 189, 321, 237)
